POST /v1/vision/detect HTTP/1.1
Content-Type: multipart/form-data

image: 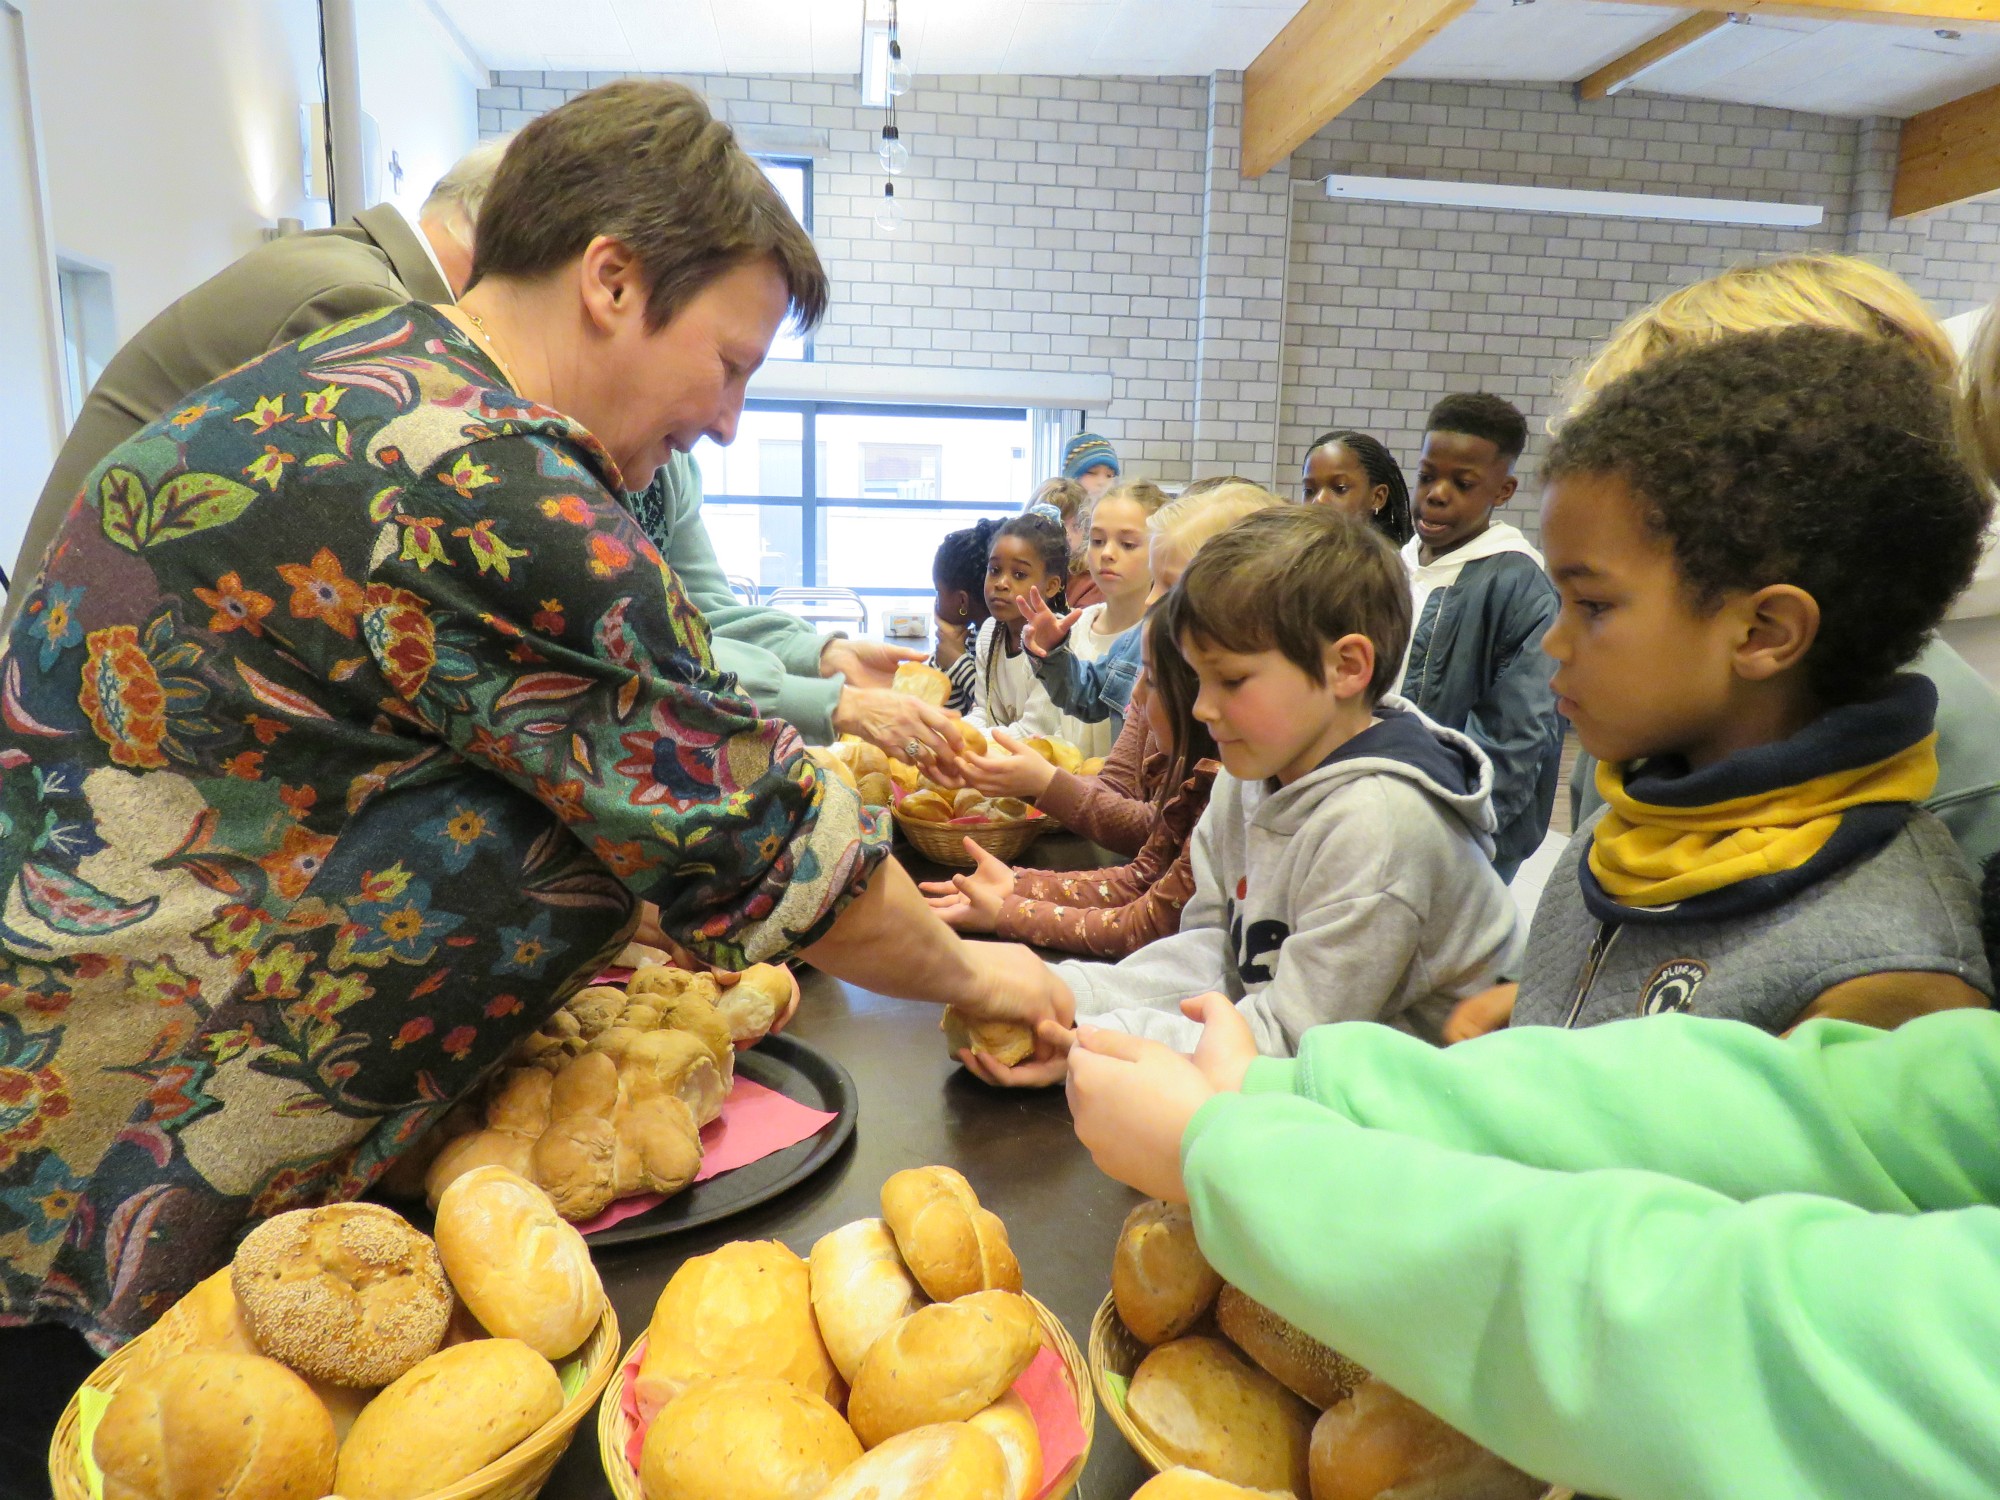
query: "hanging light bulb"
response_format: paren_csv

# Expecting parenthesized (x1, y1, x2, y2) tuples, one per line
(878, 123, 909, 174)
(874, 180, 904, 234)
(886, 37, 913, 97)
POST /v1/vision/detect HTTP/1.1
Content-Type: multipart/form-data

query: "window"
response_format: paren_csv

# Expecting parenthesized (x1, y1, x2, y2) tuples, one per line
(693, 401, 1034, 628)
(55, 259, 114, 426)
(756, 157, 810, 364)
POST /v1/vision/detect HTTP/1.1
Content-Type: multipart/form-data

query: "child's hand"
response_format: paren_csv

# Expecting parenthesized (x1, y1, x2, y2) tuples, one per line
(1019, 586, 1084, 660)
(1443, 982, 1517, 1045)
(1065, 1026, 1215, 1203)
(960, 1017, 1076, 1088)
(1180, 992, 1258, 1093)
(931, 841, 1010, 931)
(949, 730, 1058, 800)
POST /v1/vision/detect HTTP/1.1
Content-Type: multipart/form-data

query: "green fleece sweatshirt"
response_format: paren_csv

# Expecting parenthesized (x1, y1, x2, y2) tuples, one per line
(1181, 1010, 2000, 1500)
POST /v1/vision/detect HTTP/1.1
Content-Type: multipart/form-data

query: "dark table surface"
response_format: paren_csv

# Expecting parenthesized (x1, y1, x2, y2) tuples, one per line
(543, 839, 1153, 1500)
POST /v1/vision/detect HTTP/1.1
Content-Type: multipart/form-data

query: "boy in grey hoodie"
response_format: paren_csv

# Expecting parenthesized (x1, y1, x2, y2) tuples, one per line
(960, 507, 1521, 1083)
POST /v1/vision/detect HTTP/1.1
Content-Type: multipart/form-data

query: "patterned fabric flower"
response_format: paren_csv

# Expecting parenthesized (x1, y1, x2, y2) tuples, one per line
(234, 394, 290, 434)
(26, 582, 84, 670)
(0, 1151, 86, 1245)
(77, 625, 168, 769)
(360, 585, 437, 701)
(419, 802, 492, 873)
(245, 445, 298, 490)
(494, 909, 566, 979)
(259, 824, 335, 900)
(346, 869, 463, 962)
(0, 1016, 69, 1173)
(277, 547, 365, 637)
(193, 572, 275, 636)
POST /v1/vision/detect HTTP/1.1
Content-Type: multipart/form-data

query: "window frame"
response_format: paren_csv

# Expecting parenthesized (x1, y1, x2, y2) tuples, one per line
(754, 154, 814, 364)
(699, 398, 1031, 599)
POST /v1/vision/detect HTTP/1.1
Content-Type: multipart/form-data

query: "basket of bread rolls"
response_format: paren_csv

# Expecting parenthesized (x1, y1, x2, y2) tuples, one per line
(890, 722, 1081, 869)
(50, 1169, 619, 1500)
(598, 1163, 1094, 1500)
(1089, 1201, 1556, 1500)
(382, 957, 797, 1225)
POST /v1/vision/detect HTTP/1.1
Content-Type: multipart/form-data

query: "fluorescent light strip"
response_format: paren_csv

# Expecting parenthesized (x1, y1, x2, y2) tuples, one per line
(1323, 173, 1824, 229)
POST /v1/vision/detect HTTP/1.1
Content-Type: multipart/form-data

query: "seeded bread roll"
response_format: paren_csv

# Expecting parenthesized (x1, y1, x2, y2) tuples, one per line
(433, 1165, 604, 1359)
(812, 1422, 1012, 1500)
(335, 1339, 562, 1500)
(627, 965, 723, 1008)
(1307, 1380, 1545, 1500)
(880, 1165, 1022, 1302)
(1216, 1285, 1368, 1411)
(1126, 1337, 1314, 1498)
(636, 1240, 844, 1419)
(231, 1203, 450, 1388)
(967, 1390, 1043, 1500)
(808, 1218, 928, 1384)
(847, 1290, 1041, 1448)
(638, 1376, 861, 1500)
(95, 1351, 336, 1500)
(1113, 1201, 1222, 1346)
(941, 1009, 1036, 1067)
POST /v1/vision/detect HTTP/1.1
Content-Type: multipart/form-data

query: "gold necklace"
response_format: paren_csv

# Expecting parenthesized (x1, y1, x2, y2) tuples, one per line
(452, 305, 522, 390)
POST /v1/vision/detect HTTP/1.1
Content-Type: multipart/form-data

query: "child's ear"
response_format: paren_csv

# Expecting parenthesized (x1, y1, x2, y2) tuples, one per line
(1324, 634, 1376, 699)
(1734, 583, 1820, 682)
(1494, 471, 1519, 507)
(1370, 483, 1389, 516)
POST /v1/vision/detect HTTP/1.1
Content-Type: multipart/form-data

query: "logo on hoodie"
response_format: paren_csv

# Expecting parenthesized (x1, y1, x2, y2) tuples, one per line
(1227, 886, 1289, 987)
(1639, 959, 1707, 1016)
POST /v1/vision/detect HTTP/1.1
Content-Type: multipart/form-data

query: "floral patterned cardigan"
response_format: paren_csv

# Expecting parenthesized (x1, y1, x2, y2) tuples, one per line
(0, 303, 884, 1347)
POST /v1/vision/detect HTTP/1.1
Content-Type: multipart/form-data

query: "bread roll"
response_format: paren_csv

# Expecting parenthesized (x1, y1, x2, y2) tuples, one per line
(900, 789, 955, 823)
(1217, 1285, 1368, 1411)
(1114, 1201, 1222, 1346)
(95, 1351, 336, 1500)
(1133, 1471, 1296, 1499)
(893, 661, 953, 708)
(231, 1203, 451, 1388)
(847, 1289, 1041, 1448)
(951, 787, 986, 817)
(880, 1166, 1022, 1302)
(335, 1338, 561, 1499)
(967, 1391, 1042, 1500)
(812, 1422, 1012, 1500)
(434, 1165, 604, 1359)
(1308, 1380, 1544, 1500)
(566, 984, 628, 1038)
(423, 1123, 537, 1208)
(809, 1218, 927, 1383)
(718, 964, 790, 1046)
(627, 965, 723, 1007)
(595, 1026, 726, 1125)
(957, 722, 990, 756)
(941, 1010, 1036, 1067)
(807, 744, 861, 791)
(1078, 757, 1106, 778)
(1126, 1337, 1313, 1498)
(636, 1241, 844, 1416)
(638, 1376, 860, 1500)
(123, 1269, 262, 1379)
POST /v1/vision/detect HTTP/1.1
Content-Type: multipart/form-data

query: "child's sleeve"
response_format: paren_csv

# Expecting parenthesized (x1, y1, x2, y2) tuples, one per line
(1034, 711, 1158, 856)
(995, 840, 1198, 959)
(1029, 628, 1141, 729)
(964, 621, 996, 730)
(1462, 571, 1562, 839)
(1182, 1017, 2000, 1500)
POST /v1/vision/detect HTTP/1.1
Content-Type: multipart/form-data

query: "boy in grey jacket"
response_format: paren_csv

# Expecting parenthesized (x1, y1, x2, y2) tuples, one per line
(961, 507, 1521, 1082)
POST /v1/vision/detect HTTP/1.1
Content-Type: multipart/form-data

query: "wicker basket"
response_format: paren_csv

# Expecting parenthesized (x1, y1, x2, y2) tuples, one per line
(50, 1302, 621, 1500)
(1090, 1294, 1569, 1499)
(893, 803, 1048, 868)
(601, 1294, 1093, 1500)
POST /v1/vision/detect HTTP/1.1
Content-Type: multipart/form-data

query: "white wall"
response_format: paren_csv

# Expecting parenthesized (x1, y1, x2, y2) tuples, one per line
(20, 0, 324, 341)
(354, 0, 481, 221)
(0, 1, 65, 574)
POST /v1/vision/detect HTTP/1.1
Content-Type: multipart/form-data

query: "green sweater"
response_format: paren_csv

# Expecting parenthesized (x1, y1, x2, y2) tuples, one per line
(641, 455, 845, 741)
(1182, 1010, 2000, 1500)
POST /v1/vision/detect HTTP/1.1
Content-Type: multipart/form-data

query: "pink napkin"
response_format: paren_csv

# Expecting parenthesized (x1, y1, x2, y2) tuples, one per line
(573, 1076, 838, 1237)
(617, 1339, 1087, 1497)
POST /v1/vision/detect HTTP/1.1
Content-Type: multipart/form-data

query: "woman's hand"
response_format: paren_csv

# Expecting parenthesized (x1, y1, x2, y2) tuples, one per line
(832, 687, 964, 764)
(1443, 982, 1517, 1045)
(1065, 1025, 1215, 1202)
(935, 618, 970, 669)
(941, 730, 1058, 800)
(919, 841, 1013, 933)
(821, 638, 925, 689)
(956, 940, 1076, 1031)
(1019, 587, 1084, 660)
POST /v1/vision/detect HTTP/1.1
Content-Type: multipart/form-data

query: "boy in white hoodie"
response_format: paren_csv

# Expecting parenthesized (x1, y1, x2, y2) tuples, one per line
(1402, 393, 1563, 881)
(960, 506, 1522, 1083)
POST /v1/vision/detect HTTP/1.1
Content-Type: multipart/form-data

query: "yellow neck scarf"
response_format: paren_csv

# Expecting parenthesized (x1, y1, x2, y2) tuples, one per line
(1588, 734, 1939, 910)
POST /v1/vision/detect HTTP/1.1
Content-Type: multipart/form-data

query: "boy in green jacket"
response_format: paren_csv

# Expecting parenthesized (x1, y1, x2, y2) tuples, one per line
(1062, 994, 2000, 1500)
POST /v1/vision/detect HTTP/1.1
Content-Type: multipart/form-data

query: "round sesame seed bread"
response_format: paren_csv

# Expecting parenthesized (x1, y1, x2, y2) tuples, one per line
(1215, 1284, 1369, 1411)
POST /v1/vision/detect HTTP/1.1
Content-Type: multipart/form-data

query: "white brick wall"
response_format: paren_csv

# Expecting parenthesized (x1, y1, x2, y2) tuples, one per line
(479, 71, 2000, 520)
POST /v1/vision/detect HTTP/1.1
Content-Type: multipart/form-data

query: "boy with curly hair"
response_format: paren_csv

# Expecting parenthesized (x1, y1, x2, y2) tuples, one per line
(1515, 325, 1992, 1031)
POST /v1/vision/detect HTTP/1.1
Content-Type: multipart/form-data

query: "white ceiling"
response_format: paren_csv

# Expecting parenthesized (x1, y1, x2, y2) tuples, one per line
(434, 0, 2000, 120)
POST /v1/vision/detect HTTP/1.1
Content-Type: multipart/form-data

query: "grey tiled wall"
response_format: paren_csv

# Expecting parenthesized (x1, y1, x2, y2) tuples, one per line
(480, 70, 2000, 522)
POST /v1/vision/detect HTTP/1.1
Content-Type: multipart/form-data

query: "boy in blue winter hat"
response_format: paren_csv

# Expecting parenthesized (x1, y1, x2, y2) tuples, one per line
(1061, 433, 1120, 500)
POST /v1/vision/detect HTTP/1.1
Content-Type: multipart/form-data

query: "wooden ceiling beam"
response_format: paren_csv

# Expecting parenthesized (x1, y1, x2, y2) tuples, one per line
(1576, 13, 1734, 100)
(1241, 0, 1474, 180)
(1618, 0, 2000, 27)
(1895, 76, 2000, 215)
